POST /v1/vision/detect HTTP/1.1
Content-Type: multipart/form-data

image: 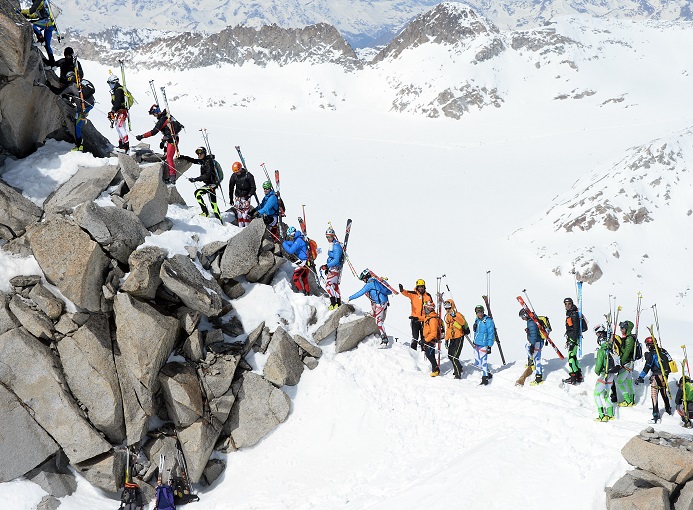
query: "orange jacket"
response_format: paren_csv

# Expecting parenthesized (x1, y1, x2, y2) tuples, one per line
(423, 311, 442, 343)
(401, 289, 434, 321)
(444, 300, 469, 340)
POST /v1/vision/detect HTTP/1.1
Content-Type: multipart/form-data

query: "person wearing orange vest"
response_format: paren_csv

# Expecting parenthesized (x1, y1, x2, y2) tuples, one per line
(444, 299, 469, 379)
(422, 301, 441, 377)
(399, 278, 433, 351)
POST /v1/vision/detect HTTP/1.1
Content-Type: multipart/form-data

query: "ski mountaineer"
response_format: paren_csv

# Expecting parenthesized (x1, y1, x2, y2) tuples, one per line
(107, 74, 129, 153)
(60, 71, 95, 152)
(320, 227, 343, 310)
(422, 301, 442, 377)
(227, 161, 256, 228)
(20, 0, 56, 66)
(182, 147, 222, 223)
(282, 226, 311, 296)
(398, 279, 434, 350)
(135, 104, 179, 183)
(675, 376, 693, 428)
(563, 297, 583, 385)
(520, 308, 543, 385)
(473, 304, 495, 385)
(443, 299, 469, 379)
(615, 320, 637, 407)
(347, 269, 392, 347)
(250, 181, 280, 239)
(47, 47, 83, 95)
(594, 325, 618, 422)
(635, 337, 672, 424)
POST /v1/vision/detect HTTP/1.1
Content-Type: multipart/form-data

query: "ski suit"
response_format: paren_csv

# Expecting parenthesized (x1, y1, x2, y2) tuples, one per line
(22, 0, 55, 64)
(282, 231, 310, 295)
(184, 155, 222, 222)
(423, 310, 441, 373)
(110, 86, 129, 151)
(473, 314, 495, 378)
(637, 347, 671, 422)
(401, 287, 434, 349)
(444, 300, 468, 378)
(565, 303, 582, 381)
(675, 379, 693, 425)
(348, 278, 391, 339)
(228, 169, 256, 228)
(254, 189, 280, 236)
(138, 111, 179, 181)
(61, 80, 94, 148)
(47, 55, 82, 94)
(615, 321, 636, 406)
(323, 240, 343, 301)
(594, 342, 617, 420)
(525, 318, 543, 379)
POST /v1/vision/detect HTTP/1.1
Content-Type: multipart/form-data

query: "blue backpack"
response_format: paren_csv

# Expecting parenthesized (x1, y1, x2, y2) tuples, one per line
(155, 484, 176, 510)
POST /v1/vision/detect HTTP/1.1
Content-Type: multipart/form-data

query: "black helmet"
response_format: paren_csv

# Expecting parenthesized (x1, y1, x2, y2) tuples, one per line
(195, 146, 207, 156)
(519, 309, 528, 319)
(475, 305, 484, 314)
(64, 47, 74, 57)
(563, 297, 573, 305)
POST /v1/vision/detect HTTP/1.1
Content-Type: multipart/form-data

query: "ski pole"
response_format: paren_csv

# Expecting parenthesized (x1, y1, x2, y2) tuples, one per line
(483, 271, 506, 365)
(149, 80, 159, 105)
(634, 292, 642, 339)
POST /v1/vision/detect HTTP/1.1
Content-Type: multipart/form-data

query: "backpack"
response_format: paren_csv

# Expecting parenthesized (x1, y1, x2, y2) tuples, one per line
(607, 349, 621, 374)
(213, 160, 224, 185)
(371, 278, 392, 302)
(633, 337, 643, 361)
(171, 476, 200, 505)
(120, 483, 143, 510)
(659, 348, 677, 375)
(308, 238, 318, 261)
(612, 335, 623, 357)
(580, 314, 588, 333)
(155, 483, 176, 510)
(536, 316, 551, 334)
(168, 115, 184, 134)
(117, 85, 136, 109)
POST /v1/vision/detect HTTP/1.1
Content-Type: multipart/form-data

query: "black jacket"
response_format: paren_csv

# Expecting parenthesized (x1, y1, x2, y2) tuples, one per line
(228, 169, 256, 199)
(110, 86, 126, 112)
(56, 57, 82, 85)
(565, 304, 581, 341)
(185, 156, 218, 186)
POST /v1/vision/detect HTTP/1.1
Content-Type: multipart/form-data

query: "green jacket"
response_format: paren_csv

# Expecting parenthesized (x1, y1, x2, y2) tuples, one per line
(595, 342, 611, 376)
(617, 321, 636, 364)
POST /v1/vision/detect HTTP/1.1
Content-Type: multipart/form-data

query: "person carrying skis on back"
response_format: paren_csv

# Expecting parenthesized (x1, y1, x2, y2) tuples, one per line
(282, 226, 310, 295)
(594, 325, 618, 422)
(520, 308, 544, 386)
(563, 297, 583, 385)
(473, 304, 495, 385)
(399, 279, 434, 351)
(347, 269, 391, 347)
(444, 299, 469, 379)
(675, 376, 693, 428)
(251, 181, 280, 239)
(635, 337, 672, 423)
(20, 0, 56, 66)
(135, 104, 179, 183)
(615, 320, 637, 407)
(182, 147, 222, 223)
(227, 161, 256, 228)
(60, 71, 95, 152)
(107, 74, 130, 153)
(320, 227, 343, 310)
(422, 300, 442, 377)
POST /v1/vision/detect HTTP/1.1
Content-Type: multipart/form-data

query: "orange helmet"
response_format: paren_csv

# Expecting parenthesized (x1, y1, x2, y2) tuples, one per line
(232, 161, 243, 173)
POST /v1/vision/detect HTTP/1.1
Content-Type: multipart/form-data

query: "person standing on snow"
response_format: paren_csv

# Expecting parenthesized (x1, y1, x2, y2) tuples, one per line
(107, 74, 130, 153)
(520, 308, 544, 385)
(615, 320, 637, 407)
(282, 226, 311, 295)
(320, 227, 343, 310)
(181, 147, 223, 223)
(635, 337, 672, 424)
(594, 325, 618, 422)
(347, 270, 391, 347)
(251, 181, 280, 239)
(473, 304, 495, 385)
(135, 104, 180, 183)
(227, 161, 256, 228)
(422, 300, 442, 377)
(563, 297, 583, 385)
(399, 279, 434, 351)
(443, 299, 468, 379)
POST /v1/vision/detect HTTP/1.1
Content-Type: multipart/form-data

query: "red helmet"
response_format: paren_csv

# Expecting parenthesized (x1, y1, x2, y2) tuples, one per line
(232, 161, 242, 173)
(644, 337, 654, 346)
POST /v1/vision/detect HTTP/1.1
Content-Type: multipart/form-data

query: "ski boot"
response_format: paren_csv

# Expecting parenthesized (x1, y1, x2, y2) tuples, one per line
(648, 412, 661, 424)
(618, 400, 635, 407)
(328, 297, 338, 311)
(410, 339, 418, 350)
(682, 420, 693, 429)
(430, 367, 440, 377)
(379, 335, 389, 348)
(70, 145, 83, 152)
(480, 375, 489, 386)
(530, 374, 543, 386)
(576, 369, 584, 384)
(563, 373, 578, 385)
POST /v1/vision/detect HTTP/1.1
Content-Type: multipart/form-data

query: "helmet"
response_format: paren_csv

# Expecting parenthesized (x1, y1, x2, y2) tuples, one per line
(232, 161, 243, 173)
(107, 74, 119, 85)
(359, 269, 371, 281)
(645, 336, 654, 346)
(563, 297, 573, 305)
(148, 104, 161, 116)
(262, 180, 272, 190)
(618, 321, 628, 330)
(64, 47, 74, 57)
(195, 147, 207, 156)
(443, 300, 452, 310)
(475, 305, 484, 313)
(415, 279, 425, 287)
(594, 324, 607, 335)
(325, 227, 335, 237)
(286, 226, 296, 237)
(423, 301, 435, 312)
(66, 71, 76, 83)
(519, 309, 528, 318)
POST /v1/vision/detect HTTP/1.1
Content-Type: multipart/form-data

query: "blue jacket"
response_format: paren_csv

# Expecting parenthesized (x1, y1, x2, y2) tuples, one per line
(256, 190, 279, 217)
(326, 241, 343, 269)
(282, 231, 308, 262)
(526, 319, 540, 344)
(348, 277, 391, 305)
(474, 315, 496, 347)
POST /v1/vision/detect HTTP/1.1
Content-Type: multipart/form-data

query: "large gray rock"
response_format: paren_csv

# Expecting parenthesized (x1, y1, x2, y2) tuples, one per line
(224, 371, 291, 449)
(0, 180, 43, 237)
(201, 458, 225, 487)
(245, 251, 276, 283)
(43, 164, 119, 214)
(27, 215, 110, 312)
(335, 316, 380, 353)
(608, 486, 671, 510)
(200, 352, 241, 400)
(607, 469, 677, 500)
(114, 293, 179, 416)
(74, 450, 127, 493)
(8, 294, 53, 340)
(28, 284, 64, 320)
(0, 6, 33, 78)
(0, 384, 58, 482)
(263, 327, 304, 387)
(313, 304, 356, 344)
(219, 218, 265, 279)
(159, 362, 204, 428)
(0, 291, 19, 335)
(675, 479, 693, 510)
(622, 436, 693, 484)
(117, 153, 141, 189)
(74, 202, 149, 264)
(124, 165, 168, 228)
(292, 334, 322, 358)
(177, 418, 222, 484)
(0, 328, 111, 464)
(36, 496, 61, 510)
(141, 435, 179, 484)
(120, 245, 167, 300)
(57, 314, 125, 444)
(26, 455, 77, 499)
(114, 347, 148, 446)
(182, 329, 205, 362)
(160, 254, 223, 317)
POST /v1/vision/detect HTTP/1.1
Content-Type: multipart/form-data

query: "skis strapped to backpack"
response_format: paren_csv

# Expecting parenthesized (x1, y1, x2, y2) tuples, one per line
(647, 325, 674, 403)
(118, 59, 136, 130)
(160, 86, 180, 157)
(517, 296, 565, 360)
(364, 268, 399, 295)
(577, 280, 584, 358)
(174, 437, 200, 505)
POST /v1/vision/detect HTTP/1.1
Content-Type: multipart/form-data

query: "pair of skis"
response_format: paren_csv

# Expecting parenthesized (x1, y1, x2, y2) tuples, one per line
(517, 295, 565, 360)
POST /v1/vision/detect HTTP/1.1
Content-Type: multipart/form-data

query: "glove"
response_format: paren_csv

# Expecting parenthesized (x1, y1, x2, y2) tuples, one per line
(188, 178, 196, 182)
(159, 141, 165, 149)
(398, 283, 404, 292)
(107, 111, 115, 121)
(634, 376, 644, 385)
(19, 8, 29, 15)
(445, 340, 449, 349)
(248, 207, 256, 217)
(488, 346, 492, 354)
(135, 135, 143, 141)
(320, 265, 328, 272)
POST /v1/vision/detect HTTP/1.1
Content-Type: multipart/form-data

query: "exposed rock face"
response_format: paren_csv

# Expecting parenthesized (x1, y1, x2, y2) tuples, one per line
(220, 218, 266, 279)
(123, 165, 168, 228)
(120, 245, 167, 300)
(621, 436, 693, 484)
(177, 418, 221, 484)
(263, 327, 304, 387)
(335, 316, 380, 353)
(0, 292, 19, 334)
(0, 180, 43, 238)
(74, 450, 126, 492)
(159, 362, 204, 428)
(8, 294, 54, 340)
(44, 164, 119, 214)
(313, 303, 356, 343)
(28, 284, 64, 320)
(160, 254, 223, 317)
